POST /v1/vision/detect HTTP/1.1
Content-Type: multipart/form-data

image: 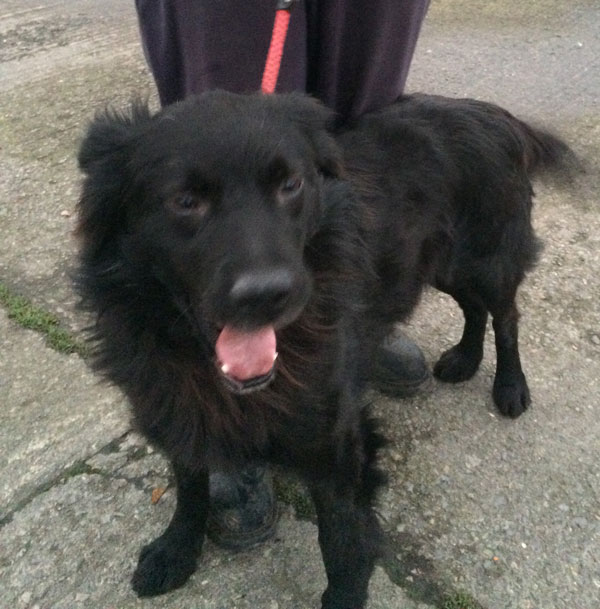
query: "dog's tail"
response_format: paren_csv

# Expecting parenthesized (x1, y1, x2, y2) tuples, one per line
(451, 95, 581, 183)
(479, 102, 581, 185)
(515, 120, 579, 181)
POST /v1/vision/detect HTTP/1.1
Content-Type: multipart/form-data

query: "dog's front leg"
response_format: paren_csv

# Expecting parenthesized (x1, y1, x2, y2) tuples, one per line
(131, 461, 209, 597)
(309, 475, 382, 609)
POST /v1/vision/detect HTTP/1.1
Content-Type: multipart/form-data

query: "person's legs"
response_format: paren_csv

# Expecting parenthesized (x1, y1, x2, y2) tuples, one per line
(135, 0, 430, 114)
(135, 0, 308, 104)
(306, 0, 430, 122)
(304, 0, 432, 397)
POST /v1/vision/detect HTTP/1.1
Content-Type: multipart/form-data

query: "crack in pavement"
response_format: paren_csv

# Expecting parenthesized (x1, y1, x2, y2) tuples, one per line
(0, 430, 147, 529)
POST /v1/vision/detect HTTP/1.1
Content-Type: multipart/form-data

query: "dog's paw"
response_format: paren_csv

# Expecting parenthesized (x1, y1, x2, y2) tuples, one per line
(433, 345, 482, 383)
(321, 586, 367, 609)
(131, 535, 198, 597)
(493, 374, 531, 418)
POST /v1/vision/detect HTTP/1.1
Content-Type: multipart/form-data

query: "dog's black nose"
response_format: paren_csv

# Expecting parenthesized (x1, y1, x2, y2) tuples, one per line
(229, 269, 294, 318)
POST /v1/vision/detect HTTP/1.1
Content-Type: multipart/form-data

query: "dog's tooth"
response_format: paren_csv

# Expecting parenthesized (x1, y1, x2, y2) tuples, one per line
(221, 363, 230, 374)
(273, 352, 278, 361)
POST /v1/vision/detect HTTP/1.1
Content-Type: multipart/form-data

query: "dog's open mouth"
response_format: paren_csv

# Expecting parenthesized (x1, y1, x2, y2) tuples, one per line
(215, 325, 278, 394)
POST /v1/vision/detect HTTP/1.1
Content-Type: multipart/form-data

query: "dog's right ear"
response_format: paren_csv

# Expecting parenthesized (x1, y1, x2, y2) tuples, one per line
(76, 102, 153, 261)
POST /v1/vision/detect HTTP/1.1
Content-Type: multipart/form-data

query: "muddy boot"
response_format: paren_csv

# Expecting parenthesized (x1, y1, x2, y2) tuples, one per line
(371, 329, 430, 397)
(207, 465, 277, 551)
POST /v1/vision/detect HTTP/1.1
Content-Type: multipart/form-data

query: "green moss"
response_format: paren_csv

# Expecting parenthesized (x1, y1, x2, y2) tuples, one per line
(0, 282, 88, 356)
(441, 591, 484, 609)
(62, 460, 98, 479)
(273, 474, 315, 521)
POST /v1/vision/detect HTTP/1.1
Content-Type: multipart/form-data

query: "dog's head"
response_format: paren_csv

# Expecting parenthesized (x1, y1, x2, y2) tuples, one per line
(77, 91, 342, 394)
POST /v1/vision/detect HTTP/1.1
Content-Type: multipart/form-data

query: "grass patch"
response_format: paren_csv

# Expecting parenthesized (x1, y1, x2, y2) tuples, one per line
(273, 473, 315, 521)
(441, 591, 484, 609)
(0, 282, 88, 356)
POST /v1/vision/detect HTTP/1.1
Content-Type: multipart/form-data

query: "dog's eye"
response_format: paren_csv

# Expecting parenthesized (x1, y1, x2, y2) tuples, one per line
(277, 176, 304, 203)
(167, 192, 210, 217)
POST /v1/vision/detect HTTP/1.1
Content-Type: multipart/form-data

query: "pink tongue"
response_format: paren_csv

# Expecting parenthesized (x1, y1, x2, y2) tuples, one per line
(215, 325, 277, 381)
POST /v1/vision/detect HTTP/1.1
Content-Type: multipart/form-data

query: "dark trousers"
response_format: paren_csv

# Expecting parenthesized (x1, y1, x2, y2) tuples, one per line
(135, 0, 430, 121)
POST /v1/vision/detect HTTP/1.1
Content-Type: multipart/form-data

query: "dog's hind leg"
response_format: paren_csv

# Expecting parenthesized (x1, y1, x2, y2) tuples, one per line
(433, 287, 488, 383)
(489, 300, 530, 418)
(131, 462, 209, 597)
(436, 281, 530, 417)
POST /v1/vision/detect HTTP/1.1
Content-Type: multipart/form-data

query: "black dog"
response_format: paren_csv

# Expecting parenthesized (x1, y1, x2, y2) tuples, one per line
(75, 91, 571, 608)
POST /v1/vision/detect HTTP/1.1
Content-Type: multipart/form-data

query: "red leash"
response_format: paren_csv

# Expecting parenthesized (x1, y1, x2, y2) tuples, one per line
(261, 0, 296, 94)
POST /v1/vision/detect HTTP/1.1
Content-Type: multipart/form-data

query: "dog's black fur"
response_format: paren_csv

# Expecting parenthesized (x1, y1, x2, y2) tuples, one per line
(75, 91, 571, 608)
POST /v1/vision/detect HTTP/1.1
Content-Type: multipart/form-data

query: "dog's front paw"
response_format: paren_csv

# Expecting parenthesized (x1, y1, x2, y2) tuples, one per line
(493, 373, 530, 418)
(433, 344, 482, 383)
(131, 534, 198, 597)
(321, 586, 367, 609)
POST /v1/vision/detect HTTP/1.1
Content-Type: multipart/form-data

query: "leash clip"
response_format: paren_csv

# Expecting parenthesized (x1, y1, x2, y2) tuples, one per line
(276, 0, 296, 10)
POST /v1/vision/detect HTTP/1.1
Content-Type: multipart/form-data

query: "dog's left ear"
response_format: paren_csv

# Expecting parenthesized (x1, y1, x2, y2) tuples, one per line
(275, 93, 344, 178)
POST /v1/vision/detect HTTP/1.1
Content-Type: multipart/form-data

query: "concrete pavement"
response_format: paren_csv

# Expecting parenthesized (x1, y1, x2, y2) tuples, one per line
(1, 1, 598, 608)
